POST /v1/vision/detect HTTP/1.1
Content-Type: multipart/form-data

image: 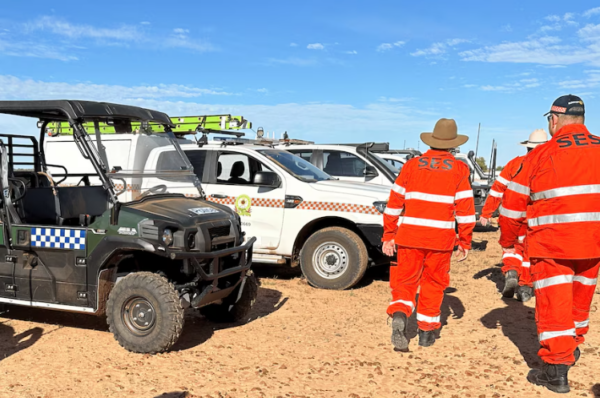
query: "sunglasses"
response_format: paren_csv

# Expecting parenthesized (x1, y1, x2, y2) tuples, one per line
(547, 113, 555, 122)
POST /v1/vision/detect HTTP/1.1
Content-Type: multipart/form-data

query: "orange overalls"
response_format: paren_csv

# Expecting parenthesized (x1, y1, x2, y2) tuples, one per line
(384, 150, 476, 331)
(481, 155, 532, 287)
(500, 124, 600, 365)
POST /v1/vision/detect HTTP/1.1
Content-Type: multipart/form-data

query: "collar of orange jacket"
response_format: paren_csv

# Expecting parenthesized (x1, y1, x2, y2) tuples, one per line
(553, 123, 589, 139)
(423, 149, 453, 157)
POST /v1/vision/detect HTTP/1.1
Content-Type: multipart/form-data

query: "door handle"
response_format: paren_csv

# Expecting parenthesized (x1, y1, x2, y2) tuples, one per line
(211, 194, 228, 199)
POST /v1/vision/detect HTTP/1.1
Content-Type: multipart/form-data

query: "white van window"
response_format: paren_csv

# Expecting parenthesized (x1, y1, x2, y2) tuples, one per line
(323, 150, 366, 177)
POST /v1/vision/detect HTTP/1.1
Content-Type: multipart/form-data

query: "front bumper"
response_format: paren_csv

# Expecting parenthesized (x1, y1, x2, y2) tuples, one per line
(170, 237, 256, 308)
(357, 224, 389, 266)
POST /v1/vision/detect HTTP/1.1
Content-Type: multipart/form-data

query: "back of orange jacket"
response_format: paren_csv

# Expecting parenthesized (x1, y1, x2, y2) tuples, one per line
(383, 149, 476, 251)
(500, 124, 600, 259)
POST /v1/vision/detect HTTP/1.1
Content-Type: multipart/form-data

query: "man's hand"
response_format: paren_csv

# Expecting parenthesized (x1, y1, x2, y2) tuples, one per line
(455, 245, 469, 262)
(382, 240, 396, 257)
(479, 217, 489, 227)
(502, 247, 516, 254)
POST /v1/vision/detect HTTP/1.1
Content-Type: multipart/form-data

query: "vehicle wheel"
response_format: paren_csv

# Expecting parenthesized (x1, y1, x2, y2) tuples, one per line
(200, 271, 259, 323)
(106, 272, 184, 354)
(300, 227, 368, 290)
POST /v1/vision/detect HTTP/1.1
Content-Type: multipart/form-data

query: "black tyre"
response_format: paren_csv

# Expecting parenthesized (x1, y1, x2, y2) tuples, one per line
(200, 271, 259, 323)
(299, 227, 368, 290)
(106, 272, 184, 354)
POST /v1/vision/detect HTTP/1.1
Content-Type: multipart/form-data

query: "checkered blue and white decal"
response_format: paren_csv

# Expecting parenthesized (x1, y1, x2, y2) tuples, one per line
(31, 228, 87, 250)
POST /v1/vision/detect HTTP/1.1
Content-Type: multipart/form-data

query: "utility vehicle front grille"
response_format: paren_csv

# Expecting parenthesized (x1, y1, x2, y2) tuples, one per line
(208, 225, 230, 239)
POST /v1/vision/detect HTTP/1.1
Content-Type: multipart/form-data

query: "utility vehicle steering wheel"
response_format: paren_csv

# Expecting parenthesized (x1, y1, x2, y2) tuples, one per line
(138, 184, 167, 198)
(8, 178, 27, 203)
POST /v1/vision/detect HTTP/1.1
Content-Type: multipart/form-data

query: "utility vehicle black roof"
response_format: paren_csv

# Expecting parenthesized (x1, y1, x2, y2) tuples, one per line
(0, 100, 174, 126)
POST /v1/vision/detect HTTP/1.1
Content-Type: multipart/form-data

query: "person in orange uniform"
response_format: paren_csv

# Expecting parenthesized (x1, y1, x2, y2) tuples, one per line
(382, 118, 476, 350)
(499, 95, 600, 394)
(480, 129, 548, 302)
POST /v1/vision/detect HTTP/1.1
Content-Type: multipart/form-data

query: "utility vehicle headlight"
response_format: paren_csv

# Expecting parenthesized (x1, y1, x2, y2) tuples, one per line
(373, 201, 387, 214)
(162, 228, 174, 246)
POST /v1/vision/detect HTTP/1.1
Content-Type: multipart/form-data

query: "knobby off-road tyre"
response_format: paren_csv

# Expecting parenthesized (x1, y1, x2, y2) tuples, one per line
(300, 227, 368, 290)
(107, 272, 184, 354)
(200, 271, 259, 323)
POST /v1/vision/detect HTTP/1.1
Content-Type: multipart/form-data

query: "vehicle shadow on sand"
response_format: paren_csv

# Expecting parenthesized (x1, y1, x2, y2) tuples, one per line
(475, 266, 540, 368)
(0, 318, 44, 361)
(153, 392, 190, 398)
(172, 285, 287, 351)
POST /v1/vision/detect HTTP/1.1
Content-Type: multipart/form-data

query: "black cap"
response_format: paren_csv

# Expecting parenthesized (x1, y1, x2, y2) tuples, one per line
(544, 94, 585, 116)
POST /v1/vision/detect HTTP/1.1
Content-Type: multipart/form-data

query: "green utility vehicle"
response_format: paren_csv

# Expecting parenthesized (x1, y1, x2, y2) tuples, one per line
(0, 100, 257, 353)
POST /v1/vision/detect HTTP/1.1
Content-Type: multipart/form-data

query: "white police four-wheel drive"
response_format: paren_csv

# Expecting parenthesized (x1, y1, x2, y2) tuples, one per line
(44, 133, 391, 290)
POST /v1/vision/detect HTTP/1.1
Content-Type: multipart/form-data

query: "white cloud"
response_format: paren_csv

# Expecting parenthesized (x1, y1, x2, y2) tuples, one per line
(307, 43, 325, 50)
(165, 28, 214, 52)
(584, 7, 600, 18)
(0, 77, 439, 149)
(25, 16, 141, 41)
(463, 84, 477, 88)
(0, 75, 232, 101)
(545, 15, 561, 22)
(501, 24, 513, 32)
(376, 41, 405, 52)
(345, 50, 358, 55)
(458, 36, 600, 66)
(290, 42, 298, 47)
(0, 39, 78, 61)
(411, 38, 469, 57)
(476, 78, 540, 93)
(256, 88, 269, 93)
(267, 57, 317, 66)
(141, 21, 151, 25)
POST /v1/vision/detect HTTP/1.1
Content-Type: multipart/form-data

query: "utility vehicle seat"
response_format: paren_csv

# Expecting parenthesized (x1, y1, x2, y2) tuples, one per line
(57, 186, 109, 225)
(228, 161, 247, 184)
(20, 188, 58, 225)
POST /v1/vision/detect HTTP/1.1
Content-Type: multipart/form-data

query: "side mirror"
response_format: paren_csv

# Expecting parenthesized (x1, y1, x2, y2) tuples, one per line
(468, 150, 475, 161)
(253, 171, 281, 188)
(364, 165, 378, 178)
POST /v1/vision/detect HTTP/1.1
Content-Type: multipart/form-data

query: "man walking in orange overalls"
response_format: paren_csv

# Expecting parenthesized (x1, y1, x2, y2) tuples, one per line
(480, 129, 548, 302)
(500, 95, 600, 394)
(382, 118, 476, 350)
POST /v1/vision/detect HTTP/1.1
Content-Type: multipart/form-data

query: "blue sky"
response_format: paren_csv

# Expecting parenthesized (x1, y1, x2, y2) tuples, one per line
(2, 1, 600, 165)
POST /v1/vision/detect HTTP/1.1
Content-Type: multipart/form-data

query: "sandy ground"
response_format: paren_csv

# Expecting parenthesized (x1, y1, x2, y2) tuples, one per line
(0, 228, 598, 398)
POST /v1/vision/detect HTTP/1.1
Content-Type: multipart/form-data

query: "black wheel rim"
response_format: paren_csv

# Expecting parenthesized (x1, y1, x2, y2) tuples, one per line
(122, 296, 157, 336)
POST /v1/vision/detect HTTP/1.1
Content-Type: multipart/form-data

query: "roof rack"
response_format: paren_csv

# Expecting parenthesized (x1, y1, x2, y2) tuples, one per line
(322, 142, 390, 152)
(46, 114, 251, 136)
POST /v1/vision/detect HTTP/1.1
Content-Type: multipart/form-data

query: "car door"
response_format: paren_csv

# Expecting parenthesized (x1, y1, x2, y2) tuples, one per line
(202, 150, 285, 250)
(322, 150, 370, 183)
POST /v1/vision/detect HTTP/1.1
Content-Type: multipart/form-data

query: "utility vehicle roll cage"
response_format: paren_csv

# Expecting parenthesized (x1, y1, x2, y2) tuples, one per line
(0, 100, 185, 206)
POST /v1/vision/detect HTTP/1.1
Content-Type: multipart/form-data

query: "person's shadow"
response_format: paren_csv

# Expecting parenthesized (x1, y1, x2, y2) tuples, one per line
(0, 319, 43, 361)
(473, 265, 504, 293)
(480, 298, 539, 368)
(404, 287, 466, 341)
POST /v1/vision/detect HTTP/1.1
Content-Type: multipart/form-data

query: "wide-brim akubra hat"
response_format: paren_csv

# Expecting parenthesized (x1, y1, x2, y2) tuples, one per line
(520, 129, 549, 149)
(420, 118, 468, 149)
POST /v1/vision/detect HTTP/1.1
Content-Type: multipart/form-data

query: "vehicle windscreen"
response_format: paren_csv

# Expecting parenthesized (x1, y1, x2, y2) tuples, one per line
(91, 131, 202, 200)
(257, 149, 334, 182)
(376, 154, 400, 174)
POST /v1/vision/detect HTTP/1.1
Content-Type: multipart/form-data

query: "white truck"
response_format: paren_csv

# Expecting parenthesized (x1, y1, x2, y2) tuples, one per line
(44, 130, 391, 290)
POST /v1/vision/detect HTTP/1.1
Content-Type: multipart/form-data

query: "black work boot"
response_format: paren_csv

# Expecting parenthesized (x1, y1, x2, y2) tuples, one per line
(391, 312, 409, 352)
(516, 285, 534, 302)
(418, 329, 436, 347)
(527, 363, 570, 394)
(502, 270, 519, 298)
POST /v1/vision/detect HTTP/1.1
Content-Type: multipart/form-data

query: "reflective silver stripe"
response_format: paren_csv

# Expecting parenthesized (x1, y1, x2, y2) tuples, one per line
(573, 276, 598, 286)
(499, 205, 526, 219)
(508, 181, 531, 195)
(534, 275, 573, 290)
(389, 299, 414, 311)
(518, 235, 526, 243)
(455, 190, 474, 201)
(531, 184, 600, 201)
(529, 212, 600, 227)
(456, 215, 476, 224)
(497, 176, 509, 186)
(522, 262, 531, 268)
(401, 216, 455, 229)
(405, 191, 454, 204)
(539, 329, 576, 342)
(392, 184, 406, 195)
(384, 207, 402, 216)
(0, 297, 95, 313)
(502, 253, 523, 261)
(575, 319, 589, 329)
(416, 313, 440, 323)
(489, 189, 503, 198)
